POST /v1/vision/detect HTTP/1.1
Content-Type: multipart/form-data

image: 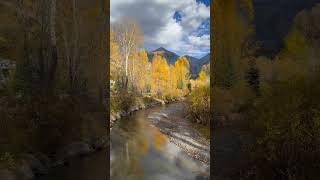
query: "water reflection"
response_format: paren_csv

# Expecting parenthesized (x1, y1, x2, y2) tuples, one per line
(36, 104, 207, 180)
(110, 106, 207, 180)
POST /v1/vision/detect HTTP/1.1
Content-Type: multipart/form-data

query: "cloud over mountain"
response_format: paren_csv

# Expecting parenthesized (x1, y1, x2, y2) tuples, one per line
(111, 0, 210, 58)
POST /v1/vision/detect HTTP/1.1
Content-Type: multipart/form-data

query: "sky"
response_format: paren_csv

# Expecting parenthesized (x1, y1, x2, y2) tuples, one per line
(110, 0, 210, 59)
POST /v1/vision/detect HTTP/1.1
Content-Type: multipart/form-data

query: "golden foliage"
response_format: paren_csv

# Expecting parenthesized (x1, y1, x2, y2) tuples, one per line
(150, 126, 167, 151)
(151, 55, 170, 97)
(111, 20, 191, 99)
(110, 31, 121, 80)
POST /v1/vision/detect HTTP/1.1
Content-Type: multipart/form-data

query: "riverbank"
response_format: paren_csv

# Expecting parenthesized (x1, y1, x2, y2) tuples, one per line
(110, 94, 184, 129)
(147, 102, 210, 173)
(0, 94, 108, 180)
(0, 134, 108, 180)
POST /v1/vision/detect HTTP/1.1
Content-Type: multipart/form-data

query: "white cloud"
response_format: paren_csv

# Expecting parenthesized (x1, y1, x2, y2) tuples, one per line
(110, 0, 210, 57)
(188, 34, 210, 47)
(154, 19, 183, 48)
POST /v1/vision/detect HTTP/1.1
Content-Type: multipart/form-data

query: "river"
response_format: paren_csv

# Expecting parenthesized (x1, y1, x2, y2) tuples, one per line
(37, 102, 209, 180)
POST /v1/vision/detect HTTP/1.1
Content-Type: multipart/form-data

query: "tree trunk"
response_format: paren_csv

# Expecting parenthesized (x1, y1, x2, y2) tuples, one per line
(49, 0, 57, 91)
(125, 54, 129, 89)
(71, 0, 79, 94)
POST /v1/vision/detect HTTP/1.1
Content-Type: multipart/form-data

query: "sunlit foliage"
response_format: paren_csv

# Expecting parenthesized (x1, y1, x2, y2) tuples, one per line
(110, 21, 190, 100)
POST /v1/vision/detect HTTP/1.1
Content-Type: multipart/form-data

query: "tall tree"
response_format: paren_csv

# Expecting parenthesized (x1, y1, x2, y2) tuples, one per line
(112, 17, 143, 88)
(174, 57, 190, 90)
(213, 0, 255, 89)
(110, 31, 121, 81)
(136, 48, 149, 93)
(151, 55, 169, 97)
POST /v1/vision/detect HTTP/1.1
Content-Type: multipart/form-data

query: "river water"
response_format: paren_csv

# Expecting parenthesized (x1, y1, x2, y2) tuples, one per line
(111, 103, 208, 180)
(37, 103, 208, 180)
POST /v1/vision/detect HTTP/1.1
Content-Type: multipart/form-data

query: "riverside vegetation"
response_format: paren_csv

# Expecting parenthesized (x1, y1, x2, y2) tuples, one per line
(0, 0, 107, 179)
(213, 0, 320, 179)
(0, 1, 210, 179)
(110, 17, 210, 131)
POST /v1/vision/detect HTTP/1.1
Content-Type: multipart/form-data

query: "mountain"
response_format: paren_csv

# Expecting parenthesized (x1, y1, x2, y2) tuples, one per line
(185, 55, 199, 78)
(148, 47, 210, 78)
(253, 0, 320, 56)
(147, 47, 180, 64)
(186, 53, 210, 79)
(199, 53, 210, 64)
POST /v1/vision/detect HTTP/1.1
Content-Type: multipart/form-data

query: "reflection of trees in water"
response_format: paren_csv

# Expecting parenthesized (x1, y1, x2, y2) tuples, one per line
(150, 126, 167, 151)
(111, 107, 209, 179)
(111, 116, 170, 179)
(111, 139, 146, 179)
(119, 112, 169, 156)
(111, 108, 209, 179)
(110, 112, 150, 179)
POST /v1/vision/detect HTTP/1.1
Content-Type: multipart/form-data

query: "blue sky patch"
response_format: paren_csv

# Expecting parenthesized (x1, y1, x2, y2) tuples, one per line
(173, 11, 182, 22)
(194, 18, 210, 36)
(196, 0, 210, 7)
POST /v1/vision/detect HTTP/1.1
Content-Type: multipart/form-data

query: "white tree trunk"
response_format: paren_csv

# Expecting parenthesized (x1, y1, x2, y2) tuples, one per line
(125, 54, 128, 77)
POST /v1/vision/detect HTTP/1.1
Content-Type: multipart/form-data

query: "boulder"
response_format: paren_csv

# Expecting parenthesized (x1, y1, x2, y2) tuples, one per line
(119, 111, 126, 117)
(115, 112, 121, 119)
(15, 161, 34, 180)
(129, 106, 139, 112)
(21, 154, 49, 175)
(110, 115, 116, 122)
(140, 104, 146, 109)
(58, 142, 93, 160)
(91, 136, 108, 150)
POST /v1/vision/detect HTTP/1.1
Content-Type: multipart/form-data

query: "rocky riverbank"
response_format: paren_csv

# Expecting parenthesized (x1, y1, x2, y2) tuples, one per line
(0, 58, 15, 89)
(147, 102, 210, 176)
(0, 135, 108, 180)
